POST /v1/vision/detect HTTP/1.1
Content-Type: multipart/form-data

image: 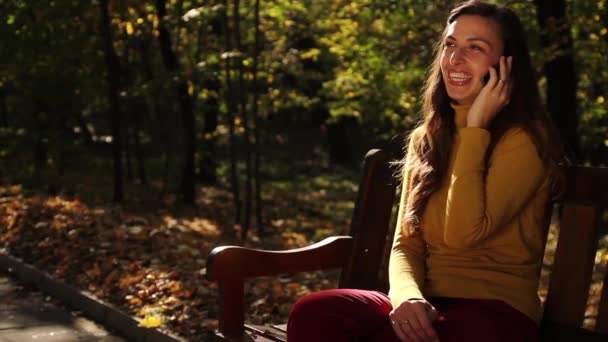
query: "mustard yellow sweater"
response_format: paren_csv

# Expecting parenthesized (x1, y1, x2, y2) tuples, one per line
(388, 103, 551, 323)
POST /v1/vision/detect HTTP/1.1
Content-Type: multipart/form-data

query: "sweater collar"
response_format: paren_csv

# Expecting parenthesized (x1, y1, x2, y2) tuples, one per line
(451, 102, 470, 130)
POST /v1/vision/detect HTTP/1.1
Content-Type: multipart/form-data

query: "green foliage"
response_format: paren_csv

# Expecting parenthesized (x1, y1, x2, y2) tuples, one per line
(568, 0, 608, 163)
(1, 0, 606, 186)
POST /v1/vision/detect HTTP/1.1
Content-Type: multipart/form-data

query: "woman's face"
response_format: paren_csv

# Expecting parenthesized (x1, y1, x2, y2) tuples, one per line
(440, 15, 505, 105)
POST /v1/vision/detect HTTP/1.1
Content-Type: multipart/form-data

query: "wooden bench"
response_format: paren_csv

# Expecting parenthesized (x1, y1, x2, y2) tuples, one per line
(207, 149, 608, 341)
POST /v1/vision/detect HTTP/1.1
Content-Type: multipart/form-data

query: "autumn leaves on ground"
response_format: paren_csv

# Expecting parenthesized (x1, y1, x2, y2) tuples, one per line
(2, 167, 607, 340)
(0, 166, 358, 340)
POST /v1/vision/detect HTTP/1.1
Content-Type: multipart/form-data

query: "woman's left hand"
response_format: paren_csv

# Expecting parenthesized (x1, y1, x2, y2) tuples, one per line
(467, 56, 513, 128)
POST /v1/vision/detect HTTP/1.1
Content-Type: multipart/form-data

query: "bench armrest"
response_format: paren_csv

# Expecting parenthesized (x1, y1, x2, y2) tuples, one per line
(207, 235, 354, 281)
(206, 235, 354, 338)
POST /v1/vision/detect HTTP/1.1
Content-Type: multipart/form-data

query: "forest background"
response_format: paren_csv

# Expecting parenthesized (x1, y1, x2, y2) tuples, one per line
(1, 0, 607, 340)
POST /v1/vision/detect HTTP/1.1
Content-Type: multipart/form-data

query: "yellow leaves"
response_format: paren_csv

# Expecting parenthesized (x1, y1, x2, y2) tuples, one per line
(187, 80, 194, 96)
(301, 48, 321, 60)
(601, 28, 607, 36)
(345, 91, 357, 99)
(372, 19, 386, 34)
(281, 232, 307, 248)
(139, 315, 163, 328)
(126, 22, 134, 35)
(598, 96, 605, 104)
(138, 305, 166, 328)
(267, 7, 281, 18)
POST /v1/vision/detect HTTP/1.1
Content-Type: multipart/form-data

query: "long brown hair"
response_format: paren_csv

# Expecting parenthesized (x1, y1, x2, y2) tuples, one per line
(401, 0, 564, 234)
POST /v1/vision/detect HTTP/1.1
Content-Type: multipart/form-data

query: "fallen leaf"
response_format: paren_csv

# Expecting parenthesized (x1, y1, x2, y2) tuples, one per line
(139, 315, 163, 328)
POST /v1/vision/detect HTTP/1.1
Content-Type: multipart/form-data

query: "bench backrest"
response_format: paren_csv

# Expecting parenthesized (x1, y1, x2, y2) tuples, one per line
(541, 166, 608, 339)
(346, 152, 608, 338)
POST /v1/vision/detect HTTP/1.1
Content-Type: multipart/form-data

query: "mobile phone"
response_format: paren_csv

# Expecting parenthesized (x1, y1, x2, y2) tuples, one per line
(483, 64, 500, 84)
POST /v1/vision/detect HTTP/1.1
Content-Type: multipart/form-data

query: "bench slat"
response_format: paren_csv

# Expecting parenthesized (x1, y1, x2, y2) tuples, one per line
(543, 204, 601, 327)
(562, 166, 608, 206)
(339, 149, 396, 291)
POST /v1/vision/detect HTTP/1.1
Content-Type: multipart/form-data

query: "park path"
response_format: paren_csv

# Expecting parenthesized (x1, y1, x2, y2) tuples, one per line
(0, 272, 125, 342)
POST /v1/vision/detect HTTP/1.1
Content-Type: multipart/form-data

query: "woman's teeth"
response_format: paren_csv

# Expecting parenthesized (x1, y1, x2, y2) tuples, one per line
(449, 72, 472, 81)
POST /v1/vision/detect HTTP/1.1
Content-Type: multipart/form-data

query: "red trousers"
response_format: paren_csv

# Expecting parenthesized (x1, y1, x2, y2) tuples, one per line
(287, 289, 541, 341)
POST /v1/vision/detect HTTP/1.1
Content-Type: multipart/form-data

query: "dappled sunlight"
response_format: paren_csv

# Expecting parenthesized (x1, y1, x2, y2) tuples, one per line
(0, 174, 358, 339)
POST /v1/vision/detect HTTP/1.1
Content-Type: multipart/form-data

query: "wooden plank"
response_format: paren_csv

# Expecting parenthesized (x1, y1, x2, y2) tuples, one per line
(543, 204, 601, 327)
(218, 279, 245, 338)
(339, 149, 396, 291)
(208, 236, 353, 338)
(244, 324, 286, 342)
(208, 236, 353, 280)
(561, 166, 608, 206)
(271, 324, 287, 332)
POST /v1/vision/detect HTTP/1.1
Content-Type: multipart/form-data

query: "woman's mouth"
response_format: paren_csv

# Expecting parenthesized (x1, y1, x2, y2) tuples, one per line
(447, 71, 473, 86)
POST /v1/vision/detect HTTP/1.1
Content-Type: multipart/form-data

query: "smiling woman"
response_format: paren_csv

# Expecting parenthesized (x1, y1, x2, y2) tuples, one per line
(441, 15, 506, 107)
(286, 1, 566, 341)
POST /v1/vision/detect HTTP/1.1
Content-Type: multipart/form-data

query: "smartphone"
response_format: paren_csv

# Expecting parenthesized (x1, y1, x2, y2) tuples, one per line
(483, 64, 500, 84)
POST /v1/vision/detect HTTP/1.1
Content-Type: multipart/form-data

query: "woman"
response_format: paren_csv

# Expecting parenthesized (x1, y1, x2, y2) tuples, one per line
(287, 1, 564, 341)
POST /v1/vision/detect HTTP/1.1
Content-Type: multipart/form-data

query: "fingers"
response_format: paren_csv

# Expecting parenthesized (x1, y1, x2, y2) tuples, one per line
(499, 56, 508, 85)
(506, 56, 513, 100)
(390, 300, 439, 342)
(390, 318, 408, 341)
(486, 65, 498, 88)
(399, 319, 424, 342)
(411, 304, 439, 341)
(491, 56, 512, 106)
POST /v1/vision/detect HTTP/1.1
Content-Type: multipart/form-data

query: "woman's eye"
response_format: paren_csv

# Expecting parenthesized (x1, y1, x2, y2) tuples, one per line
(444, 42, 455, 48)
(470, 45, 482, 51)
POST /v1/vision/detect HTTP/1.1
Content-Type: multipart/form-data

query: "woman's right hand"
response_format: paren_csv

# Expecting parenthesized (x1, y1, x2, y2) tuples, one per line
(389, 298, 439, 342)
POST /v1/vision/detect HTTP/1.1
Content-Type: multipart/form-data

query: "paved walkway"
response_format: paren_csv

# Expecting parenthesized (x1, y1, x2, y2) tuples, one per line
(0, 272, 125, 342)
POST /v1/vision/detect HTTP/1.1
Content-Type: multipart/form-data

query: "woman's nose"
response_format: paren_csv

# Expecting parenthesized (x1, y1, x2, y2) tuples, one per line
(449, 48, 464, 65)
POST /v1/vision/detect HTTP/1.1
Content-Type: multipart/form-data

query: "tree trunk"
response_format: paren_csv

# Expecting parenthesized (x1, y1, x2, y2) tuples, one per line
(155, 0, 196, 204)
(200, 77, 220, 184)
(327, 115, 360, 166)
(534, 0, 579, 160)
(33, 105, 46, 187)
(56, 112, 68, 177)
(233, 0, 252, 240)
(133, 104, 147, 184)
(222, 0, 242, 232)
(0, 89, 7, 127)
(99, 0, 124, 203)
(125, 124, 134, 181)
(253, 0, 263, 233)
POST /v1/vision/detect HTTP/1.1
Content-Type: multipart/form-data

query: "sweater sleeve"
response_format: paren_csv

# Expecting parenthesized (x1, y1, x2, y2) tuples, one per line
(443, 127, 546, 248)
(388, 133, 427, 308)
